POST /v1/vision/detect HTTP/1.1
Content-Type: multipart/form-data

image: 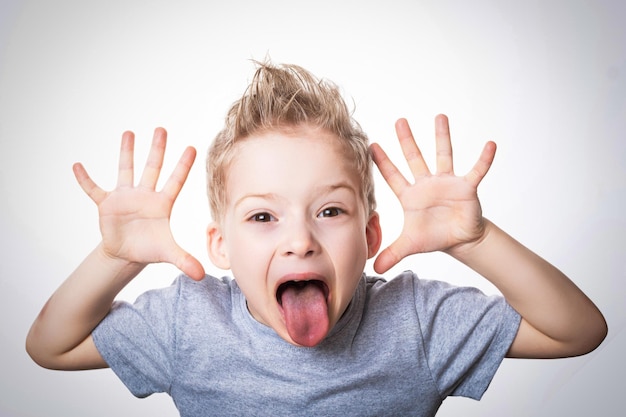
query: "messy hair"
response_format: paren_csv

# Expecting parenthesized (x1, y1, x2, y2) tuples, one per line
(206, 61, 376, 222)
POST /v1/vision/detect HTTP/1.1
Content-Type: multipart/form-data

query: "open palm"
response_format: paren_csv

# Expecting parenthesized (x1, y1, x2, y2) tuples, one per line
(73, 128, 205, 280)
(371, 115, 496, 274)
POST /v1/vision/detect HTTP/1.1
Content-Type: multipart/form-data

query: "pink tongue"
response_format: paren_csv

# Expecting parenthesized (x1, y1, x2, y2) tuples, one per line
(280, 282, 329, 347)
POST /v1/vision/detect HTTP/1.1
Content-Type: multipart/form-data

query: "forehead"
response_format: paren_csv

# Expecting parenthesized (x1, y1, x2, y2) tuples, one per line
(233, 126, 356, 170)
(225, 126, 361, 198)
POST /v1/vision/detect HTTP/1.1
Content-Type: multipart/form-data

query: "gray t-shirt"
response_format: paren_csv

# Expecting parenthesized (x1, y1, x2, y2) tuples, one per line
(92, 272, 520, 416)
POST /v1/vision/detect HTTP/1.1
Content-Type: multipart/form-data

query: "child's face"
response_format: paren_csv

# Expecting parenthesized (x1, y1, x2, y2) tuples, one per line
(207, 126, 381, 347)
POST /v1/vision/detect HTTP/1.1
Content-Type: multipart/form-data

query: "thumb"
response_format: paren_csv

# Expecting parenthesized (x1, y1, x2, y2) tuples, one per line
(373, 234, 415, 274)
(179, 254, 206, 281)
(170, 246, 206, 281)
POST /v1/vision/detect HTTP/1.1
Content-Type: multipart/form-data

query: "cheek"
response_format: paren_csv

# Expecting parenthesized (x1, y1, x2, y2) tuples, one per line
(328, 232, 368, 318)
(227, 234, 273, 280)
(325, 225, 369, 273)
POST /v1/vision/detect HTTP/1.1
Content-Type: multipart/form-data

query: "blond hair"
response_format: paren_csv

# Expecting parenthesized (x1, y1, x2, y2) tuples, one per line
(206, 61, 376, 222)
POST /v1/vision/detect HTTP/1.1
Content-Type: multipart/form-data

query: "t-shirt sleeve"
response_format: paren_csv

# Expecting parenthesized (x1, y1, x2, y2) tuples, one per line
(414, 276, 521, 400)
(91, 279, 182, 398)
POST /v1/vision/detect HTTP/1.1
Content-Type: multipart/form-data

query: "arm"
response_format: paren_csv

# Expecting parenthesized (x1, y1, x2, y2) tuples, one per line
(26, 128, 205, 370)
(371, 115, 607, 359)
(451, 219, 607, 358)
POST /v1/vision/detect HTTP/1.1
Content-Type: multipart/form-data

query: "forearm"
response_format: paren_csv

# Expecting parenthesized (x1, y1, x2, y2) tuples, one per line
(448, 219, 607, 357)
(26, 244, 144, 368)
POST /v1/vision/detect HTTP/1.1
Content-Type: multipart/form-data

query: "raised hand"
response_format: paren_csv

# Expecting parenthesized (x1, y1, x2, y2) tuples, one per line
(370, 114, 497, 274)
(73, 128, 205, 280)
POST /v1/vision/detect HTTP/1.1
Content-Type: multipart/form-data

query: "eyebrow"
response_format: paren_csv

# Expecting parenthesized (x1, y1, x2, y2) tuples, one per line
(233, 192, 280, 209)
(233, 182, 358, 209)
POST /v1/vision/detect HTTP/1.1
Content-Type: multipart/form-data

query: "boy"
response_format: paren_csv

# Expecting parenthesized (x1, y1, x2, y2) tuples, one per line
(26, 62, 607, 416)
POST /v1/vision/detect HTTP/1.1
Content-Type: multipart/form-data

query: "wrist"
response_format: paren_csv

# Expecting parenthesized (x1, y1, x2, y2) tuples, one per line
(445, 218, 495, 262)
(93, 243, 146, 285)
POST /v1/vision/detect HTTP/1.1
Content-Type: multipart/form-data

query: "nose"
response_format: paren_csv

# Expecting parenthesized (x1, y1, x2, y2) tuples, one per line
(282, 219, 320, 258)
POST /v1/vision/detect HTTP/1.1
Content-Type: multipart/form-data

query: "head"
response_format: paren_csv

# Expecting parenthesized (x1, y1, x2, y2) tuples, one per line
(206, 61, 376, 223)
(205, 62, 381, 347)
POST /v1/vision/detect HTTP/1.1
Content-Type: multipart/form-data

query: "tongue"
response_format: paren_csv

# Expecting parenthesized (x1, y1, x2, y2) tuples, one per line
(280, 282, 329, 347)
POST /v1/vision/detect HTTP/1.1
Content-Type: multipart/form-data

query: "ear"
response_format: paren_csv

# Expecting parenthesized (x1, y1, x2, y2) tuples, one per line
(206, 222, 231, 270)
(365, 211, 382, 259)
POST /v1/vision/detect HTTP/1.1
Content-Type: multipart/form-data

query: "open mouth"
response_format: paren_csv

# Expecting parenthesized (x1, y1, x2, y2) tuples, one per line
(276, 279, 329, 306)
(275, 278, 331, 347)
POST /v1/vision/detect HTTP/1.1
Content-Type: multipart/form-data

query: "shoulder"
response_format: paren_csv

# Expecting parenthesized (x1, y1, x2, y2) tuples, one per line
(363, 271, 517, 326)
(363, 270, 453, 302)
(171, 274, 238, 315)
(365, 271, 500, 303)
(175, 273, 236, 297)
(362, 272, 519, 399)
(101, 274, 236, 325)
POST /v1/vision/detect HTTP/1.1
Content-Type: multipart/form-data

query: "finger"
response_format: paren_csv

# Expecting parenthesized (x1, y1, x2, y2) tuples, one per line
(179, 253, 206, 281)
(372, 234, 416, 274)
(434, 114, 454, 175)
(370, 143, 409, 196)
(161, 146, 197, 202)
(395, 118, 430, 177)
(73, 162, 107, 204)
(139, 127, 167, 189)
(117, 131, 135, 187)
(167, 243, 206, 281)
(465, 141, 497, 188)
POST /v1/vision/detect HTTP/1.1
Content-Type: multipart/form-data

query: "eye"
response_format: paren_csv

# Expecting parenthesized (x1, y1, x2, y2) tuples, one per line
(249, 212, 275, 222)
(318, 207, 343, 218)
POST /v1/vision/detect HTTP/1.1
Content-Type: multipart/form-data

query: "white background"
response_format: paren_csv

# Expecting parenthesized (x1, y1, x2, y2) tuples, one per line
(1, 0, 624, 416)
